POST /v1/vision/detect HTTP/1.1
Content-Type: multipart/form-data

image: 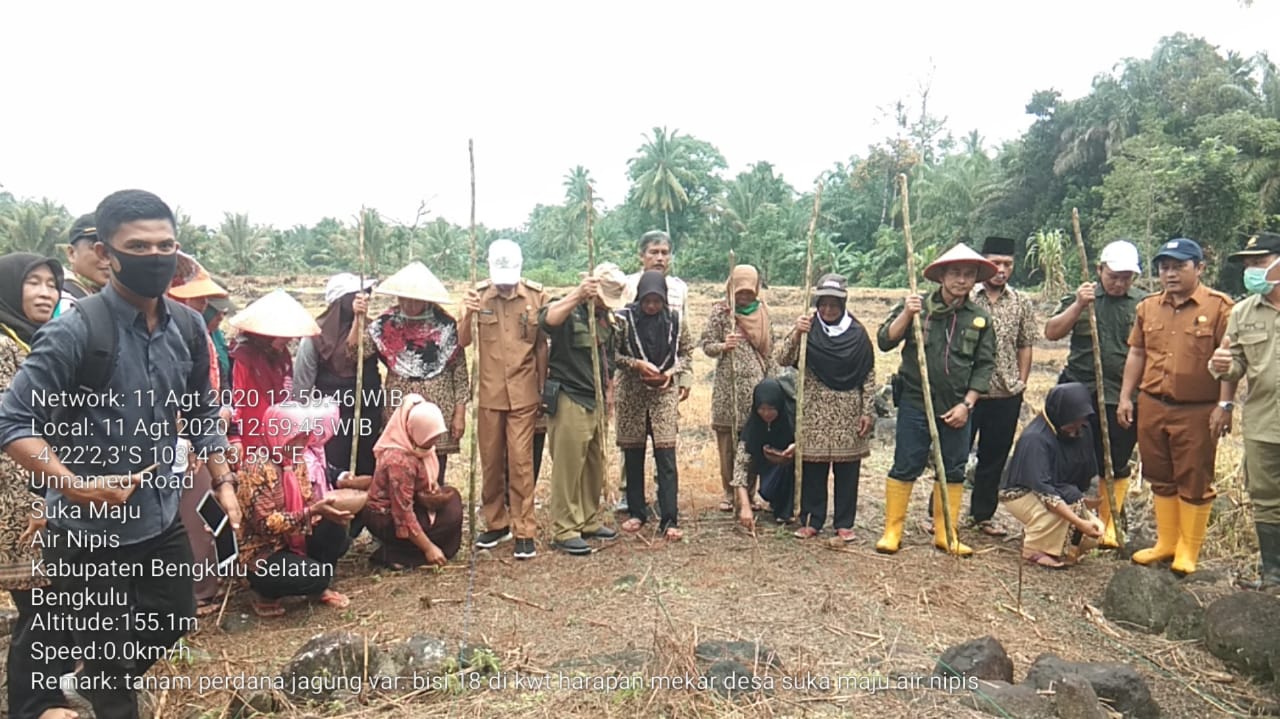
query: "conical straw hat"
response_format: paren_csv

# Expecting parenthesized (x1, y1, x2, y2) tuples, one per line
(923, 243, 998, 284)
(374, 261, 452, 305)
(227, 289, 321, 338)
(168, 252, 229, 299)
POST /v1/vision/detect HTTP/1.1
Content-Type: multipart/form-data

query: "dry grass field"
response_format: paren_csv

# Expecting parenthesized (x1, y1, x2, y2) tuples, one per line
(9, 277, 1273, 718)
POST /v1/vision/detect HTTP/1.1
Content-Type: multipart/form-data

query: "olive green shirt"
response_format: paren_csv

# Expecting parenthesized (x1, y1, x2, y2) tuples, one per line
(877, 291, 996, 411)
(539, 302, 617, 411)
(1209, 293, 1280, 443)
(1054, 287, 1144, 405)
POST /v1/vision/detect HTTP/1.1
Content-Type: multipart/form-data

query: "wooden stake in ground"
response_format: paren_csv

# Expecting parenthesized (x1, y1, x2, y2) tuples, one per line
(585, 185, 605, 436)
(467, 140, 480, 547)
(728, 249, 740, 455)
(1071, 208, 1123, 551)
(349, 210, 367, 478)
(793, 181, 824, 513)
(897, 173, 961, 555)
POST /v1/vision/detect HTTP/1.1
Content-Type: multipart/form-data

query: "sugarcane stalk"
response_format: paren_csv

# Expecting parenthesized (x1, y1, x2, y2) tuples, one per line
(793, 181, 823, 513)
(349, 210, 366, 478)
(898, 173, 960, 555)
(1071, 208, 1123, 551)
(467, 139, 480, 548)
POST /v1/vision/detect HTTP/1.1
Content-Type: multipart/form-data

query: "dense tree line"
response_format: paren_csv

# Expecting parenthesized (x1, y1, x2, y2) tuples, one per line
(3, 34, 1278, 291)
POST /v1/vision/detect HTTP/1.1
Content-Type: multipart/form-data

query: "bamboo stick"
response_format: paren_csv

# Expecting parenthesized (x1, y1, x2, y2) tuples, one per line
(467, 140, 479, 547)
(898, 173, 960, 555)
(1071, 208, 1123, 552)
(793, 181, 824, 513)
(349, 210, 366, 478)
(728, 249, 740, 458)
(586, 186, 604, 433)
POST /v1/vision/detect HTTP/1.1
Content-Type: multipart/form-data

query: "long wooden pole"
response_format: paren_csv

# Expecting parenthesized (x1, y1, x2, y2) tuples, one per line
(1071, 208, 1123, 552)
(898, 173, 960, 555)
(586, 186, 604, 432)
(349, 210, 366, 478)
(467, 140, 479, 548)
(793, 181, 824, 514)
(728, 249, 740, 455)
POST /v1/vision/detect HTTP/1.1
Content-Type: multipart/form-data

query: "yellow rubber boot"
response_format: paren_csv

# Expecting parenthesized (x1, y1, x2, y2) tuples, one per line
(1098, 478, 1130, 549)
(933, 483, 973, 556)
(1132, 494, 1180, 565)
(1171, 500, 1213, 575)
(875, 479, 914, 554)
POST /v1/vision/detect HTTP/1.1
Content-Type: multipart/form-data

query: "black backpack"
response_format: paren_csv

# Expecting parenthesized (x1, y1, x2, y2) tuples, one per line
(73, 293, 205, 393)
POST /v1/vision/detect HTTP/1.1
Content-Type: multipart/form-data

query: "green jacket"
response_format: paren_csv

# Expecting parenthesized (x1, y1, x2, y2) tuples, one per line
(877, 291, 996, 411)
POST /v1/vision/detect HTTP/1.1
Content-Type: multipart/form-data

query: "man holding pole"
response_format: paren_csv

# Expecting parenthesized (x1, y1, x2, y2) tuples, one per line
(1044, 240, 1144, 548)
(539, 263, 626, 556)
(1118, 238, 1235, 575)
(875, 243, 998, 556)
(459, 239, 549, 560)
(1209, 231, 1280, 592)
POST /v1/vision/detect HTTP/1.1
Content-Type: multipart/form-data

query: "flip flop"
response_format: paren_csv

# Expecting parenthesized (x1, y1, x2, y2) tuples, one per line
(319, 589, 350, 609)
(664, 527, 683, 541)
(718, 499, 733, 512)
(195, 600, 220, 618)
(621, 518, 644, 533)
(975, 520, 1008, 537)
(251, 599, 286, 618)
(1023, 551, 1066, 570)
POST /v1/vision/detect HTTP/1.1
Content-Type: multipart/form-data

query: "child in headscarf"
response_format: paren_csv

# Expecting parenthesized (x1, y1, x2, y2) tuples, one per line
(733, 377, 799, 530)
(0, 253, 77, 718)
(236, 402, 357, 617)
(777, 274, 878, 541)
(613, 270, 693, 540)
(699, 264, 778, 513)
(1000, 383, 1106, 569)
(359, 394, 463, 569)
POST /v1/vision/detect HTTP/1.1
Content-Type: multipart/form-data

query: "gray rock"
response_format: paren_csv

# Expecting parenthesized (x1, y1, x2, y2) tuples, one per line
(703, 659, 757, 699)
(935, 636, 1014, 683)
(1101, 566, 1184, 633)
(219, 612, 256, 635)
(1024, 654, 1160, 719)
(1163, 590, 1205, 642)
(1052, 674, 1108, 719)
(229, 691, 278, 718)
(379, 634, 449, 682)
(1203, 592, 1280, 681)
(279, 631, 381, 703)
(694, 640, 782, 669)
(963, 680, 1055, 719)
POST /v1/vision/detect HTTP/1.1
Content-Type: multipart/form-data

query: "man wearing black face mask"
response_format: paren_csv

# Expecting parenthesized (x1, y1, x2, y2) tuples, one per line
(0, 189, 241, 719)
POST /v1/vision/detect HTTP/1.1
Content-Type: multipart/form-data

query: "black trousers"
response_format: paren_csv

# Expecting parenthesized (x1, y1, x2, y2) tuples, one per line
(532, 431, 546, 483)
(623, 447, 679, 531)
(247, 520, 351, 599)
(8, 589, 74, 719)
(37, 520, 195, 719)
(799, 461, 861, 531)
(969, 394, 1023, 522)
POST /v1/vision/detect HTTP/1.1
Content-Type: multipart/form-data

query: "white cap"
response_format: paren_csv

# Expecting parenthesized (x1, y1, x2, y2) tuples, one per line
(324, 273, 376, 306)
(1099, 241, 1141, 274)
(488, 239, 522, 286)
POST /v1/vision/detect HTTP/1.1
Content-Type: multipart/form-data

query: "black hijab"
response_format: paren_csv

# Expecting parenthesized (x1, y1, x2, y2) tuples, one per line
(621, 270, 678, 372)
(806, 298, 874, 392)
(1001, 383, 1097, 501)
(741, 377, 796, 462)
(0, 253, 64, 345)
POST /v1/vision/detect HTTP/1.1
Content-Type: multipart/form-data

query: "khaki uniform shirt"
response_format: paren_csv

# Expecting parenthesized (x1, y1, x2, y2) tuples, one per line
(1129, 284, 1233, 404)
(1210, 293, 1280, 443)
(970, 284, 1037, 398)
(474, 279, 549, 410)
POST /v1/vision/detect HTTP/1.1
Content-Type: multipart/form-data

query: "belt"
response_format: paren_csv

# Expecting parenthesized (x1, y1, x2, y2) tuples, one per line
(1141, 391, 1214, 407)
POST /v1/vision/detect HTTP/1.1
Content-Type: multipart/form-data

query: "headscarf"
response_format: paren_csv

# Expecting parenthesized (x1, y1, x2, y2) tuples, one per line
(374, 393, 446, 486)
(727, 265, 770, 358)
(0, 253, 64, 348)
(313, 292, 360, 378)
(805, 297, 874, 392)
(265, 400, 339, 501)
(369, 303, 461, 380)
(740, 378, 796, 463)
(203, 304, 231, 381)
(261, 402, 315, 556)
(618, 270, 678, 372)
(230, 331, 293, 388)
(1002, 383, 1097, 501)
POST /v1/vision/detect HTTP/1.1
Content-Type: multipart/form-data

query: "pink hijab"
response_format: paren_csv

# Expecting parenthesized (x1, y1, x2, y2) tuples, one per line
(374, 393, 446, 488)
(263, 402, 334, 555)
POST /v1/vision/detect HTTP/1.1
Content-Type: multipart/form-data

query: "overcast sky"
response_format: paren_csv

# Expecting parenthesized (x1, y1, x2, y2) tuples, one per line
(2, 1, 1276, 232)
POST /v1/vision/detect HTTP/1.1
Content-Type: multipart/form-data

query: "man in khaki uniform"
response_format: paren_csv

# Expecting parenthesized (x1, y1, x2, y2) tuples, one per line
(1118, 238, 1237, 575)
(1210, 231, 1280, 592)
(459, 240, 548, 560)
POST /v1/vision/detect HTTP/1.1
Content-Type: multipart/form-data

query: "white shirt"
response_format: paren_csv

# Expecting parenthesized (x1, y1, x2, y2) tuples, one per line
(622, 272, 688, 321)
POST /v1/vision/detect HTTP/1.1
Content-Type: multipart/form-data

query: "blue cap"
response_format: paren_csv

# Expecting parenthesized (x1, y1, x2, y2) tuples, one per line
(1153, 238, 1203, 263)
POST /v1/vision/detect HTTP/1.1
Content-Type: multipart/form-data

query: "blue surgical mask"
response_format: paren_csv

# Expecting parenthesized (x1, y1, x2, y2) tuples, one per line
(1244, 259, 1280, 295)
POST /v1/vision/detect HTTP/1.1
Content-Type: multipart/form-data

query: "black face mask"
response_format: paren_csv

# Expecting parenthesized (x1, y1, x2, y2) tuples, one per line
(107, 246, 178, 299)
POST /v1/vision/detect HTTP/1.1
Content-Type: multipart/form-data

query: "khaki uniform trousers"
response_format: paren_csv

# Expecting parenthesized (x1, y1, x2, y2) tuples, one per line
(1137, 393, 1219, 504)
(548, 393, 607, 542)
(479, 403, 539, 539)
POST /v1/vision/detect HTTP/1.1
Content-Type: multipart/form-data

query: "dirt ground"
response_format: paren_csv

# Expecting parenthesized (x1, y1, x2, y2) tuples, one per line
(15, 279, 1280, 718)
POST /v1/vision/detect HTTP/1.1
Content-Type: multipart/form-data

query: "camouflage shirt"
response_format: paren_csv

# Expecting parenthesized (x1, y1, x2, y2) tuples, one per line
(970, 284, 1037, 398)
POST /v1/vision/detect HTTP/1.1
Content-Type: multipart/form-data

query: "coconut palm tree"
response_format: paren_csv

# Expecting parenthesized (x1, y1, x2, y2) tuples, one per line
(627, 126, 696, 235)
(219, 212, 266, 275)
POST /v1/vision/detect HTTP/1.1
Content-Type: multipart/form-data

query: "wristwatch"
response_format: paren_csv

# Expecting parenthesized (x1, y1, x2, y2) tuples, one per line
(962, 399, 974, 410)
(1218, 401, 1234, 411)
